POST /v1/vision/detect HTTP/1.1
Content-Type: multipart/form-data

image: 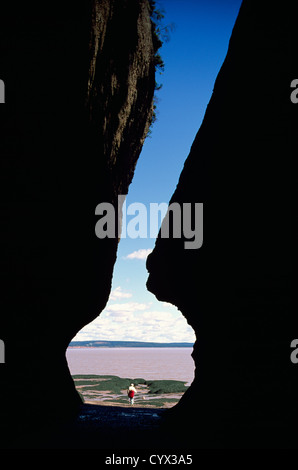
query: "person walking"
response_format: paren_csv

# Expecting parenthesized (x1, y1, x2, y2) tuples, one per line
(127, 383, 137, 405)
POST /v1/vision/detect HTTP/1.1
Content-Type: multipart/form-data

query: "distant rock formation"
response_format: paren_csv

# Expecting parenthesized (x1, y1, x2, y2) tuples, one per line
(0, 0, 156, 437)
(147, 0, 296, 448)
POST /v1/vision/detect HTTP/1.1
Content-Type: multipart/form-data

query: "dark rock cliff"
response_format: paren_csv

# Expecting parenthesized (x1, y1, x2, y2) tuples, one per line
(147, 0, 296, 448)
(0, 0, 156, 437)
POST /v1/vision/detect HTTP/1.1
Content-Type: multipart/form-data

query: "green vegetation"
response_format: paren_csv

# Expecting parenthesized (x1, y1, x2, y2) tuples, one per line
(142, 398, 179, 406)
(72, 374, 189, 408)
(149, 1, 175, 75)
(148, 1, 175, 133)
(73, 375, 146, 394)
(72, 375, 188, 395)
(146, 380, 188, 394)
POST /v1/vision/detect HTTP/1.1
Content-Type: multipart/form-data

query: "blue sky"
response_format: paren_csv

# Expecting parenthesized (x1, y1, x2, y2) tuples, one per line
(73, 0, 243, 343)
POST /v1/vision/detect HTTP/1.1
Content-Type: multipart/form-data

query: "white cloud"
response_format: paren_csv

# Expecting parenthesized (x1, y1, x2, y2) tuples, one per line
(161, 301, 175, 308)
(71, 285, 196, 343)
(101, 301, 150, 323)
(124, 249, 153, 260)
(106, 302, 149, 314)
(109, 286, 132, 301)
(73, 305, 195, 343)
(141, 310, 174, 322)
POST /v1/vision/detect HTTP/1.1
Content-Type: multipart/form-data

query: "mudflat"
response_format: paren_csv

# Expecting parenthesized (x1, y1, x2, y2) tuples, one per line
(73, 374, 188, 408)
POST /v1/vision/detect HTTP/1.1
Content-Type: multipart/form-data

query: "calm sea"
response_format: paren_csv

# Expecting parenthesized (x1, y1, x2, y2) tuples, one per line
(66, 347, 195, 385)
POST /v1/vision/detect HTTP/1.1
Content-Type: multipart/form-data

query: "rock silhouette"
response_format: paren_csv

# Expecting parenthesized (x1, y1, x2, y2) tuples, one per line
(0, 0, 156, 442)
(147, 0, 296, 448)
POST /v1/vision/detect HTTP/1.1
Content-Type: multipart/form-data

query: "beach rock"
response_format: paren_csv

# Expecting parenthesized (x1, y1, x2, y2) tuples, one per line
(0, 0, 156, 437)
(147, 0, 296, 448)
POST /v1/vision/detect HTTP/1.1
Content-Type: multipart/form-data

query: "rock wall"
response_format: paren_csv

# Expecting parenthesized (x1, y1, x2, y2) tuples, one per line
(0, 0, 156, 437)
(147, 0, 296, 448)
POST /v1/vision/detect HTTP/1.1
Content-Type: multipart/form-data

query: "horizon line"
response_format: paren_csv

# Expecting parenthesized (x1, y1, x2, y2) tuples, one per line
(69, 339, 194, 347)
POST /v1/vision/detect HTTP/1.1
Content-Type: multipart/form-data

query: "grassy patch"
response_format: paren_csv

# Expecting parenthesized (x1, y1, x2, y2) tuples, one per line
(146, 380, 188, 394)
(73, 375, 188, 394)
(142, 398, 179, 407)
(73, 375, 147, 394)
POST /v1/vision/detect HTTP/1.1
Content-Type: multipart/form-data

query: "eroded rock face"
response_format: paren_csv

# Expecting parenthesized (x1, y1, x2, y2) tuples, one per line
(0, 0, 155, 434)
(147, 0, 296, 448)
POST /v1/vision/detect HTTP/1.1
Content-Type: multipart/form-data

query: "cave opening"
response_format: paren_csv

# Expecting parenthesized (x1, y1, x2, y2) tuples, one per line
(66, 223, 196, 410)
(65, 0, 243, 414)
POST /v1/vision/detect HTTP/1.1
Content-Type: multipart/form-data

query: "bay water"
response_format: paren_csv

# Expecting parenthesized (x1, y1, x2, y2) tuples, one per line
(66, 347, 195, 386)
